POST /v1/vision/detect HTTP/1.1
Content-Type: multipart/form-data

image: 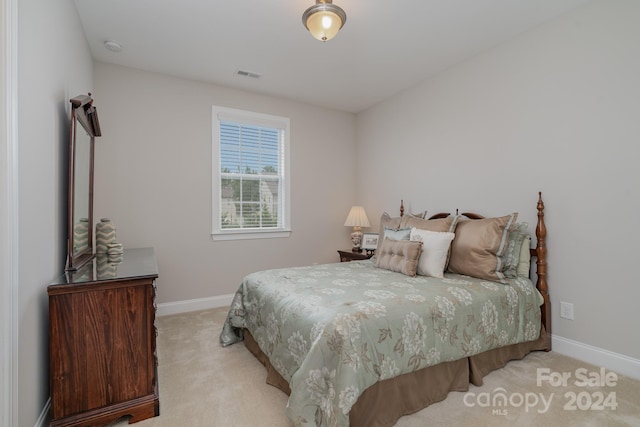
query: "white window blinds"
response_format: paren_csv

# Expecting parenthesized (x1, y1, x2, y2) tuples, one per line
(212, 107, 290, 240)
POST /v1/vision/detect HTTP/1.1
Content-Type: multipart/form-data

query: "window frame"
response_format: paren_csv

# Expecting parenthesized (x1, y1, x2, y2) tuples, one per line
(211, 106, 291, 241)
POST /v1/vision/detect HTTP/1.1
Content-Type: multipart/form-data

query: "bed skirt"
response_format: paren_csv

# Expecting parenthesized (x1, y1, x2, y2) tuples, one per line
(243, 327, 550, 427)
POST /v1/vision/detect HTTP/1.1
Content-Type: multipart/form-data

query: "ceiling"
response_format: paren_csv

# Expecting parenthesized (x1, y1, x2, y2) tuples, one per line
(73, 0, 592, 113)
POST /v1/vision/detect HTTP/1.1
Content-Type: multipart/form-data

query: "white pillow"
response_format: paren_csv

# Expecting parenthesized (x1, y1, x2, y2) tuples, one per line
(409, 227, 456, 278)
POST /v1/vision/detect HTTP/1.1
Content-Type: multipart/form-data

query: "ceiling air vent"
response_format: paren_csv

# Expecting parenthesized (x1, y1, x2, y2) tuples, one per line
(236, 69, 262, 79)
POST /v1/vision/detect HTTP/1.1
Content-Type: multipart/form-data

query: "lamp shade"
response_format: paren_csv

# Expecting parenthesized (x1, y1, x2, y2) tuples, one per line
(344, 206, 370, 228)
(302, 0, 346, 42)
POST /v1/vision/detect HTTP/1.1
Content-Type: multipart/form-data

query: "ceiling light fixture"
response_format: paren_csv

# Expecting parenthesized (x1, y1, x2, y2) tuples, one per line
(302, 0, 347, 42)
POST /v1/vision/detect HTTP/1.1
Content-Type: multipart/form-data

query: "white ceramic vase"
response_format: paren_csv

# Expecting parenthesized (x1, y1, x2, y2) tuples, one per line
(95, 218, 117, 254)
(73, 218, 89, 252)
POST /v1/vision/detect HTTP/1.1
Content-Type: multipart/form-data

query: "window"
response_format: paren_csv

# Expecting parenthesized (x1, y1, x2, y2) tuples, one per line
(212, 106, 290, 240)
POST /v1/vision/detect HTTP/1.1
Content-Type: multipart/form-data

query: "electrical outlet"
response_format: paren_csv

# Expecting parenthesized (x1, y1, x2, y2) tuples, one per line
(560, 301, 574, 320)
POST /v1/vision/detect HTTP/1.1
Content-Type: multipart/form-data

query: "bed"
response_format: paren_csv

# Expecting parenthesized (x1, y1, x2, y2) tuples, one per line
(220, 193, 551, 427)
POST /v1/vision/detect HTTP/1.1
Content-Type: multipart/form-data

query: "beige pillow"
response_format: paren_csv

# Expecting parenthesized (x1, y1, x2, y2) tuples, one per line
(409, 228, 455, 278)
(376, 212, 402, 255)
(517, 235, 532, 277)
(447, 213, 518, 283)
(409, 210, 427, 219)
(375, 238, 423, 277)
(400, 215, 457, 233)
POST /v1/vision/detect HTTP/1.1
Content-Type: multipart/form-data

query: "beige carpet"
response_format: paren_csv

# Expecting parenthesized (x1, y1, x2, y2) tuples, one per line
(110, 307, 640, 427)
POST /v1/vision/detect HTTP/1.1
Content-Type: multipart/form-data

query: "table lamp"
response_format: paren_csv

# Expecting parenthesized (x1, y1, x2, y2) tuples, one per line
(344, 206, 370, 252)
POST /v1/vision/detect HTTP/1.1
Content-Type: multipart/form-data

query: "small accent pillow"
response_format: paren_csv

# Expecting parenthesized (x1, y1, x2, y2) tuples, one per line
(376, 212, 402, 255)
(502, 222, 528, 278)
(448, 213, 518, 284)
(517, 235, 532, 277)
(383, 227, 411, 241)
(375, 238, 423, 277)
(409, 228, 456, 278)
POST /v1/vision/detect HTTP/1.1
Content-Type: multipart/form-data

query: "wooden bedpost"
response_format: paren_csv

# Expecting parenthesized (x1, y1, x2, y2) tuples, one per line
(535, 192, 551, 349)
(400, 200, 405, 217)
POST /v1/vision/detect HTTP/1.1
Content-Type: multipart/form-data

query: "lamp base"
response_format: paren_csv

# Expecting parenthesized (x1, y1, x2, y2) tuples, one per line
(350, 228, 362, 252)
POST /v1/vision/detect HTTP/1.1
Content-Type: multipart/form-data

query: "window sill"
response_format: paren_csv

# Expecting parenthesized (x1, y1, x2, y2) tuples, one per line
(211, 229, 292, 241)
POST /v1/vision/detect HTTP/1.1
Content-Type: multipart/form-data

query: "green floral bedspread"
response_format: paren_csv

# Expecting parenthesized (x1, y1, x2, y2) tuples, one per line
(220, 260, 542, 427)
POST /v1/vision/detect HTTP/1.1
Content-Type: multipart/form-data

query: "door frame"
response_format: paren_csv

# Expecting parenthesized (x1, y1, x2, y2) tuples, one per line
(1, 0, 19, 425)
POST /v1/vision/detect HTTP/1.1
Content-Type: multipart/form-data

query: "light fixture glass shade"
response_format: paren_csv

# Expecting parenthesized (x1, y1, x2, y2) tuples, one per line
(303, 1, 346, 42)
(344, 206, 370, 228)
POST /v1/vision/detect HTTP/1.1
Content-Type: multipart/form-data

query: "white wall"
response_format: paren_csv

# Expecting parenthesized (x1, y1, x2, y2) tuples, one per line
(93, 63, 356, 304)
(17, 0, 93, 424)
(356, 0, 640, 360)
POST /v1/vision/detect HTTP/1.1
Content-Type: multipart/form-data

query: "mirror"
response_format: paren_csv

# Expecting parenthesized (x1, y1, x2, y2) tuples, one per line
(66, 94, 101, 271)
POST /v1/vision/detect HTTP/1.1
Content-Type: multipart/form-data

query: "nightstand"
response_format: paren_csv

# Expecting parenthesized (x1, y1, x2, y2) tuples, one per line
(338, 250, 374, 262)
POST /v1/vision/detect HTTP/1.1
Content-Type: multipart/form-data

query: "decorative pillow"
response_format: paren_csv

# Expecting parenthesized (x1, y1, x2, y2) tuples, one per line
(409, 211, 427, 219)
(383, 227, 411, 241)
(376, 212, 402, 255)
(517, 235, 532, 277)
(409, 228, 456, 278)
(400, 215, 458, 233)
(502, 222, 528, 278)
(375, 238, 423, 277)
(447, 213, 518, 284)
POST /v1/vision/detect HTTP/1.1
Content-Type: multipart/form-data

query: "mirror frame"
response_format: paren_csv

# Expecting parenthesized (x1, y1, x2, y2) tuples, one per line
(66, 94, 101, 271)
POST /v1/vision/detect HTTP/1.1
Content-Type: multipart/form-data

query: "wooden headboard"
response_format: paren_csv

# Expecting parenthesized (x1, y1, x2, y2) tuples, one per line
(399, 192, 551, 341)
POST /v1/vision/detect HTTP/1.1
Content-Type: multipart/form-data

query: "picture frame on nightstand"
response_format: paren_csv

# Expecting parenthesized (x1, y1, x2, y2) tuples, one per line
(361, 233, 379, 251)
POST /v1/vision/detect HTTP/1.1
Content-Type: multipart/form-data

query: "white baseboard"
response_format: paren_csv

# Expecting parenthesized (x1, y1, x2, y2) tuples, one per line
(552, 334, 640, 381)
(35, 398, 50, 427)
(156, 294, 234, 317)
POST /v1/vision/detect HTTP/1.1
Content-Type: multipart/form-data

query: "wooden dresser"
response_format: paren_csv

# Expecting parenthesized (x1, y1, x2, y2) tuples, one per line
(48, 248, 159, 426)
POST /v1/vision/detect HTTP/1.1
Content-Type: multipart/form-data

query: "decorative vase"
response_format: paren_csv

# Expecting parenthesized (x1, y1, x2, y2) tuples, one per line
(95, 218, 117, 254)
(107, 241, 123, 254)
(73, 218, 89, 252)
(108, 253, 124, 264)
(107, 241, 124, 262)
(96, 254, 117, 279)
